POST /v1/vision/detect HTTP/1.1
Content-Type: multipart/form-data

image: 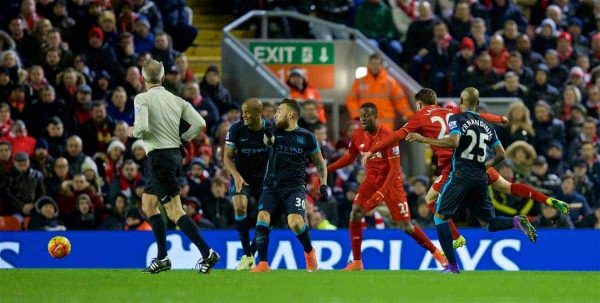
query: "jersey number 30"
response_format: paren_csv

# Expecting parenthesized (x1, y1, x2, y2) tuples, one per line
(461, 129, 488, 163)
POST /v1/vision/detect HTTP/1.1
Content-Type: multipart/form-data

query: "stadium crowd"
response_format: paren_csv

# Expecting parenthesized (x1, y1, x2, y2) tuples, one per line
(1, 0, 599, 232)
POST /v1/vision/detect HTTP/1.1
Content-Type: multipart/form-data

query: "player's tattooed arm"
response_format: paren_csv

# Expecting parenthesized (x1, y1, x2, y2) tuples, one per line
(311, 152, 328, 187)
(406, 133, 460, 148)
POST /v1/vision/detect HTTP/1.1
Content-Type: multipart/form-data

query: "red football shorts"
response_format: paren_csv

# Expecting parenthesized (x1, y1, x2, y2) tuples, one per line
(354, 181, 410, 222)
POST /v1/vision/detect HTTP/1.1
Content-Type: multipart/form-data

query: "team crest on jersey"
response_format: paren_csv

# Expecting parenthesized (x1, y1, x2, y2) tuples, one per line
(297, 136, 305, 144)
(392, 146, 400, 155)
(449, 120, 458, 129)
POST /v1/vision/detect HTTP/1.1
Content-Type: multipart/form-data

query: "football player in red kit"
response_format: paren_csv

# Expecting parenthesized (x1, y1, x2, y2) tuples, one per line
(328, 103, 448, 271)
(364, 88, 570, 249)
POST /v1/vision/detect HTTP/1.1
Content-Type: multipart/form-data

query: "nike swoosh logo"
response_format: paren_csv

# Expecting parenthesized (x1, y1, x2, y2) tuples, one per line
(161, 195, 169, 202)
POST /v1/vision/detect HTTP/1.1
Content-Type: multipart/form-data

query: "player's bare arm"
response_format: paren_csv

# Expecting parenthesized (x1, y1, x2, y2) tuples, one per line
(406, 132, 460, 148)
(485, 143, 506, 169)
(223, 145, 247, 193)
(311, 151, 328, 187)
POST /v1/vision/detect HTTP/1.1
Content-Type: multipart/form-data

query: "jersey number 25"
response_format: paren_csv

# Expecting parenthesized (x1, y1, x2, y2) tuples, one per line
(461, 130, 489, 163)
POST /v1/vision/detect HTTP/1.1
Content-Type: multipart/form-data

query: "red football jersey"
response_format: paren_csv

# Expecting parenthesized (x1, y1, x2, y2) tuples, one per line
(401, 105, 460, 168)
(349, 126, 401, 185)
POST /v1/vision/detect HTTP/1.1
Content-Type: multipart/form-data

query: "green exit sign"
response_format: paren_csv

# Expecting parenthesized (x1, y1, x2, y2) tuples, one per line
(249, 41, 334, 65)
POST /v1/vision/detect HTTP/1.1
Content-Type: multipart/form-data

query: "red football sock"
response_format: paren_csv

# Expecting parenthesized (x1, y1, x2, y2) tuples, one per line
(408, 225, 437, 254)
(349, 221, 363, 261)
(428, 201, 460, 240)
(511, 183, 548, 204)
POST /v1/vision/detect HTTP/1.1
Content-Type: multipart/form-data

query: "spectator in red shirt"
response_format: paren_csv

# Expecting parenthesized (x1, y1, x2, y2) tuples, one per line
(9, 120, 36, 156)
(57, 173, 104, 216)
(0, 102, 13, 139)
(488, 34, 509, 75)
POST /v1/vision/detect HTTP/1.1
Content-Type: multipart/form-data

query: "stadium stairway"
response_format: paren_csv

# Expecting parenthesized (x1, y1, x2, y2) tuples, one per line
(185, 0, 254, 79)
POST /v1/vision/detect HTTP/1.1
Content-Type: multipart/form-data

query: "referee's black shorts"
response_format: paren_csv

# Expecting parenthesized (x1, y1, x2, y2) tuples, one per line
(144, 148, 182, 204)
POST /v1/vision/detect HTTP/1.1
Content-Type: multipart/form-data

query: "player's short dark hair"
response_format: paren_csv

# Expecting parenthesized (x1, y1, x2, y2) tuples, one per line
(415, 88, 437, 105)
(360, 102, 378, 113)
(368, 53, 382, 62)
(280, 98, 302, 117)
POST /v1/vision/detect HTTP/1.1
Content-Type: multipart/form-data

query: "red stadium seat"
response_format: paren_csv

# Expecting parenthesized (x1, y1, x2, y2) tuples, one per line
(0, 216, 21, 231)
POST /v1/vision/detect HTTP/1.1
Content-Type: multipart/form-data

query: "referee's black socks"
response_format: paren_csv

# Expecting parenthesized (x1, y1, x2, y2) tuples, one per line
(148, 214, 168, 259)
(177, 215, 211, 258)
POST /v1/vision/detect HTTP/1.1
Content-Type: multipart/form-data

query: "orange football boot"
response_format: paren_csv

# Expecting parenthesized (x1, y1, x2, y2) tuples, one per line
(433, 249, 449, 268)
(251, 261, 271, 272)
(342, 260, 364, 271)
(305, 249, 318, 272)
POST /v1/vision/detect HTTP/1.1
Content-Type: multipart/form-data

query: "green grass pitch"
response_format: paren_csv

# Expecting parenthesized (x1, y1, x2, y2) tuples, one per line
(1, 270, 599, 303)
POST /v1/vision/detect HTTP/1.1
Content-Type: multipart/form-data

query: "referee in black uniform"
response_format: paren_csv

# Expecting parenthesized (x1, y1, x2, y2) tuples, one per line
(129, 59, 219, 274)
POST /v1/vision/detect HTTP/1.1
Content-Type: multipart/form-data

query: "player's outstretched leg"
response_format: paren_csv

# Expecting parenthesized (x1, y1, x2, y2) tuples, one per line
(398, 220, 448, 268)
(289, 214, 317, 272)
(434, 216, 460, 274)
(344, 205, 364, 271)
(483, 215, 537, 243)
(233, 195, 255, 270)
(164, 196, 220, 274)
(142, 194, 171, 274)
(488, 168, 570, 215)
(252, 211, 271, 272)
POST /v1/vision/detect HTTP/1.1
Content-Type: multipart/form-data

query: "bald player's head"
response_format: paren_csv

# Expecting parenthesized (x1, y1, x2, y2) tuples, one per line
(460, 87, 480, 111)
(241, 98, 263, 126)
(142, 59, 165, 84)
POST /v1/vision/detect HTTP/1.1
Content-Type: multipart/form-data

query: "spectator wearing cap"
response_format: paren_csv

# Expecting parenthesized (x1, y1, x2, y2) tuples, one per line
(73, 84, 93, 126)
(448, 2, 472, 41)
(182, 81, 219, 135)
(572, 159, 596, 208)
(567, 18, 589, 56)
(81, 156, 104, 196)
(564, 105, 588, 153)
(130, 139, 148, 178)
(30, 138, 53, 177)
(448, 37, 475, 95)
(9, 120, 36, 156)
(506, 140, 537, 179)
(465, 52, 501, 97)
(28, 196, 66, 231)
(66, 193, 96, 230)
(410, 20, 458, 96)
(533, 101, 566, 155)
(163, 64, 184, 95)
(533, 18, 557, 54)
(556, 31, 576, 67)
(545, 49, 570, 90)
(286, 67, 326, 122)
(528, 64, 560, 109)
(43, 117, 66, 158)
(497, 102, 535, 146)
(545, 141, 567, 176)
(0, 102, 13, 139)
(183, 196, 215, 229)
(568, 118, 598, 159)
(3, 151, 45, 217)
(490, 160, 539, 217)
(92, 70, 113, 101)
(151, 32, 179, 69)
(200, 65, 234, 117)
(45, 157, 69, 199)
(103, 139, 126, 185)
(24, 86, 72, 138)
(526, 155, 562, 195)
(557, 173, 591, 224)
(57, 173, 103, 215)
(80, 101, 114, 156)
(201, 176, 234, 229)
(186, 158, 208, 197)
(133, 16, 155, 54)
(109, 159, 142, 204)
(566, 66, 587, 94)
(534, 203, 575, 229)
(83, 26, 117, 76)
